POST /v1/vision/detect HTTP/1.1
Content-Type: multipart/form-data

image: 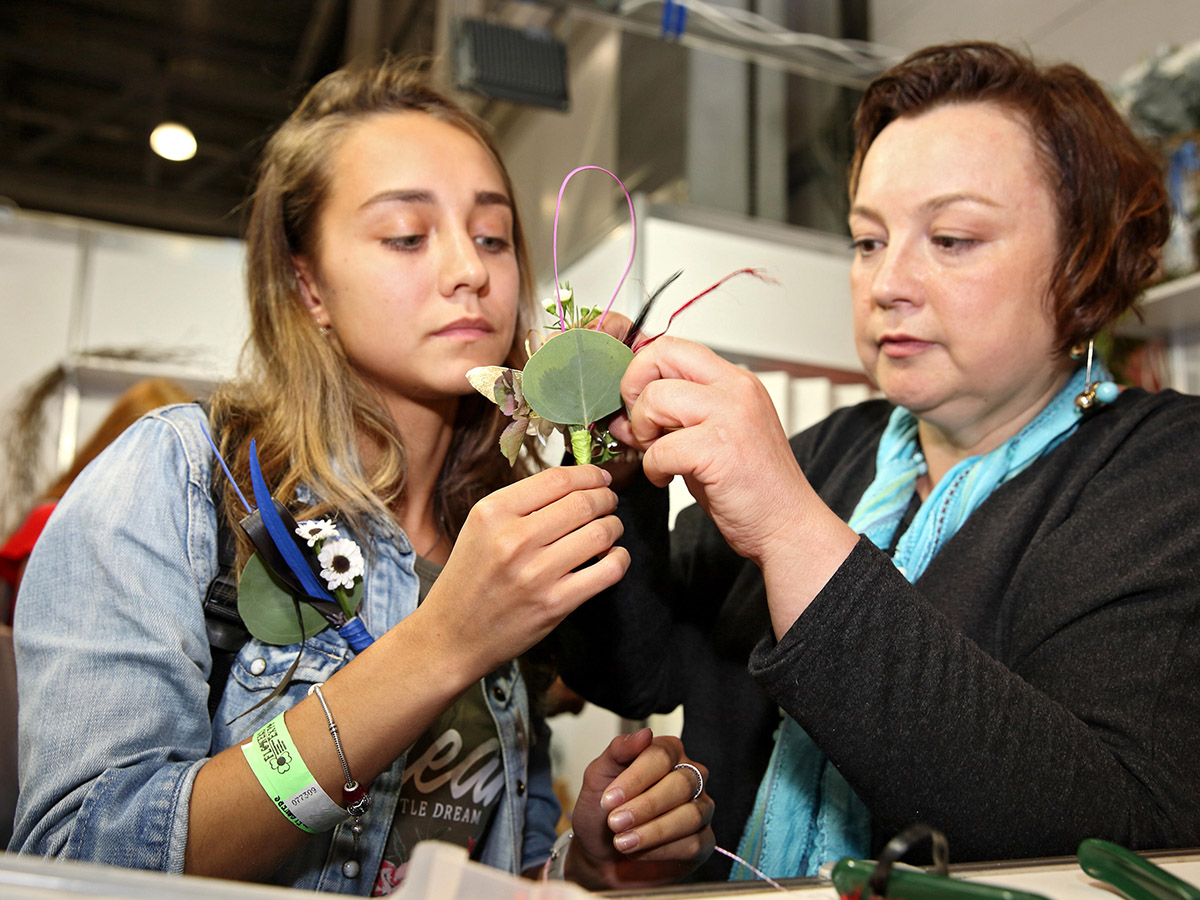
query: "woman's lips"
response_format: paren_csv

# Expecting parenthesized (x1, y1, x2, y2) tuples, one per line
(879, 336, 934, 358)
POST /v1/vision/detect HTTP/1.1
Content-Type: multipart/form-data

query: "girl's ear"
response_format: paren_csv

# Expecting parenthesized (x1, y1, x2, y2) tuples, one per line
(293, 256, 329, 329)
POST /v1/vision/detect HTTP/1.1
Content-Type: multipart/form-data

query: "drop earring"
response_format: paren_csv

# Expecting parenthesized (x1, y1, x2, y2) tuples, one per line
(1074, 339, 1119, 410)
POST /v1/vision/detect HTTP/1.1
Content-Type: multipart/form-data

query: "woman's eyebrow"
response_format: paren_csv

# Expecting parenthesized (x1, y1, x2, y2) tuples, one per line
(850, 192, 1002, 223)
(920, 192, 1002, 213)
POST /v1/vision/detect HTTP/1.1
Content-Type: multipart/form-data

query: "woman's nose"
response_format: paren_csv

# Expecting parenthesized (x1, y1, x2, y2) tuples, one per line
(870, 243, 923, 308)
(439, 232, 488, 298)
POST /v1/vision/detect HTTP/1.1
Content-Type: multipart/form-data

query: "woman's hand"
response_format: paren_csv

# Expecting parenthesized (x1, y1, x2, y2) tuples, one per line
(420, 465, 630, 679)
(609, 336, 859, 634)
(566, 728, 714, 890)
(609, 336, 810, 562)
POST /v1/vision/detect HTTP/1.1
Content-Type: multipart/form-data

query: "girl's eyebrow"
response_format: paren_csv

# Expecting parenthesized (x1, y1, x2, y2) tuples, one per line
(359, 189, 512, 211)
(360, 188, 434, 210)
(475, 190, 512, 210)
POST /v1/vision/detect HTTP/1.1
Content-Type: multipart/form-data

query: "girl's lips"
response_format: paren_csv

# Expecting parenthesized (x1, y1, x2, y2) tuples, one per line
(435, 318, 494, 339)
(880, 336, 934, 358)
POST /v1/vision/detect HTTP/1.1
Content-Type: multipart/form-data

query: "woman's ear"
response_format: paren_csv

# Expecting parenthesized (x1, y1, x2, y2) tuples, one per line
(293, 256, 329, 329)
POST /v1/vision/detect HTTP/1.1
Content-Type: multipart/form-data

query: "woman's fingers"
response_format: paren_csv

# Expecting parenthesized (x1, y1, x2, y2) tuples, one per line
(624, 378, 720, 449)
(569, 731, 715, 888)
(621, 336, 732, 410)
(610, 795, 715, 856)
(605, 757, 710, 834)
(587, 734, 713, 852)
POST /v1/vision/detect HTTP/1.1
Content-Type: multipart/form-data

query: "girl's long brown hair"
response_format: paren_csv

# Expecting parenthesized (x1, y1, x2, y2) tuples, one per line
(209, 57, 538, 563)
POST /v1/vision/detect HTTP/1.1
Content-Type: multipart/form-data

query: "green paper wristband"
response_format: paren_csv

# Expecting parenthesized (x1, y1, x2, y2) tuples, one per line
(242, 712, 347, 833)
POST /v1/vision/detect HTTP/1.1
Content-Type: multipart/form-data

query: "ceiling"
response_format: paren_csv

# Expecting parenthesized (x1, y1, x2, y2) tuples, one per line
(0, 0, 439, 238)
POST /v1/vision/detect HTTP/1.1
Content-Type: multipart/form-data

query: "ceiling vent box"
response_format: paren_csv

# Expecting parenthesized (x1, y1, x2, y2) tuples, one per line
(454, 19, 569, 111)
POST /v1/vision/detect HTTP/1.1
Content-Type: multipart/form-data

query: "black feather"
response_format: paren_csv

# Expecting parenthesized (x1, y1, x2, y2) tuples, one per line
(622, 269, 683, 347)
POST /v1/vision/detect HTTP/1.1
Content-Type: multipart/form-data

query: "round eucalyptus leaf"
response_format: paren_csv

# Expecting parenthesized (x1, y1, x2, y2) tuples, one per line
(237, 551, 329, 645)
(521, 329, 633, 426)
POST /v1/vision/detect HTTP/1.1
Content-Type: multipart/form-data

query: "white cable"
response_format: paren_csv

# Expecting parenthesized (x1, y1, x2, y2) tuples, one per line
(617, 0, 903, 75)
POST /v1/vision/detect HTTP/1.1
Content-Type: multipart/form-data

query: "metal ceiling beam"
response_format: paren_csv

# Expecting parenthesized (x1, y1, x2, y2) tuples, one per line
(14, 83, 148, 165)
(3, 103, 246, 167)
(0, 38, 295, 120)
(345, 0, 384, 63)
(0, 164, 244, 237)
(6, 0, 306, 73)
(383, 0, 429, 53)
(292, 0, 344, 84)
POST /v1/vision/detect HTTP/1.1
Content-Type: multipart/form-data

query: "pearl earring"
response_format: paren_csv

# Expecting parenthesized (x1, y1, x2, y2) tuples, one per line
(1074, 339, 1118, 410)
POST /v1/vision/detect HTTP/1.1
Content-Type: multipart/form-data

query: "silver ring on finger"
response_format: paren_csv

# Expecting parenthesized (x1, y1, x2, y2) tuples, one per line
(672, 762, 704, 800)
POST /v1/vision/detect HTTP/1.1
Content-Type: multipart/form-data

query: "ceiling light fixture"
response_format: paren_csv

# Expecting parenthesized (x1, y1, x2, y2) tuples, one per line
(149, 121, 197, 161)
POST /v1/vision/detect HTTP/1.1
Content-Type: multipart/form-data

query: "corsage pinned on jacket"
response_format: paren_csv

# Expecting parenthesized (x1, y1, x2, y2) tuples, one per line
(203, 431, 375, 656)
(467, 164, 772, 466)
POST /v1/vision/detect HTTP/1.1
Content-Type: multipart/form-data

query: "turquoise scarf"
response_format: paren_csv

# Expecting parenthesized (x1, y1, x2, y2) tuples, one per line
(731, 364, 1102, 880)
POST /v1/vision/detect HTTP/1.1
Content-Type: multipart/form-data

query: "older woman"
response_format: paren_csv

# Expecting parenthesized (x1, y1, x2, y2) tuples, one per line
(557, 42, 1200, 880)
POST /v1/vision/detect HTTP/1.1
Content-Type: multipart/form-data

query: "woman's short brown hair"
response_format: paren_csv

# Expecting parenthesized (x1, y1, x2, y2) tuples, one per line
(850, 42, 1170, 354)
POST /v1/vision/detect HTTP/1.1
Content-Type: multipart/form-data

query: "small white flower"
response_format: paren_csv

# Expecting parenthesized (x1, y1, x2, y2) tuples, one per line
(318, 538, 364, 591)
(296, 519, 338, 547)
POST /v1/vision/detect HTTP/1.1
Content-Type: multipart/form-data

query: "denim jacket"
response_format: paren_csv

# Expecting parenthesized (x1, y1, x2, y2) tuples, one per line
(10, 403, 559, 893)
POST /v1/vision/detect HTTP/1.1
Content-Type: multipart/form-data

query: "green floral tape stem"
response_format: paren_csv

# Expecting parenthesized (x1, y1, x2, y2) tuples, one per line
(568, 426, 592, 466)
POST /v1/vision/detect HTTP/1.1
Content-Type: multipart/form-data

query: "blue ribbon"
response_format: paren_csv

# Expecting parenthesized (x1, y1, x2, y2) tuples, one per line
(247, 438, 335, 604)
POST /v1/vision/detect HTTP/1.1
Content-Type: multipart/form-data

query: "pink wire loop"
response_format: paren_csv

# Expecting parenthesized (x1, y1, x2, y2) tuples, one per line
(551, 165, 637, 332)
(714, 845, 788, 891)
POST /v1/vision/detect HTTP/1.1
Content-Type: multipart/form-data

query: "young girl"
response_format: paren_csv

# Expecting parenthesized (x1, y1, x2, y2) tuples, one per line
(10, 58, 713, 893)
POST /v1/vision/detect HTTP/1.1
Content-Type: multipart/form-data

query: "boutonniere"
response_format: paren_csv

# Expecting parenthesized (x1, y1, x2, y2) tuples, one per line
(203, 432, 375, 654)
(469, 165, 772, 466)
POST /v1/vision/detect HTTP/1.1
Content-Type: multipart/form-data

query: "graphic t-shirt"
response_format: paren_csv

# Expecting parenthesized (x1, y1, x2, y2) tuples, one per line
(372, 555, 504, 895)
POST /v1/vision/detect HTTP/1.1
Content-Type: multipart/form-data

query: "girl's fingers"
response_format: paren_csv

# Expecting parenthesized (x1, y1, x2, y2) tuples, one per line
(553, 545, 631, 610)
(540, 511, 624, 571)
(493, 465, 613, 517)
(528, 485, 620, 543)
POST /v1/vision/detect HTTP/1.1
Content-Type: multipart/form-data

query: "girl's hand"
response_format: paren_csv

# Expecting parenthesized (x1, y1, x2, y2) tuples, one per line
(420, 465, 630, 678)
(567, 728, 715, 890)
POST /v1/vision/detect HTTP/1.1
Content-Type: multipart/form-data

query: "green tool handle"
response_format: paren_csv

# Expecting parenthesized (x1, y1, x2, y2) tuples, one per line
(1078, 839, 1200, 900)
(831, 858, 1053, 900)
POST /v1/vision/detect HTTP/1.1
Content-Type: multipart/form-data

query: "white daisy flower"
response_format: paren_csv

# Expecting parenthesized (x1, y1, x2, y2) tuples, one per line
(295, 519, 338, 547)
(318, 538, 364, 591)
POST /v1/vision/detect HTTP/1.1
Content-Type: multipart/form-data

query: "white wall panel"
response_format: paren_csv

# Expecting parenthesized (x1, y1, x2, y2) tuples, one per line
(84, 228, 247, 377)
(0, 221, 77, 406)
(639, 215, 858, 371)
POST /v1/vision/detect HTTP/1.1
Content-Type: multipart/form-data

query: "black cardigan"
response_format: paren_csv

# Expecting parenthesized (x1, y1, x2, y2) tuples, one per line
(556, 388, 1200, 880)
